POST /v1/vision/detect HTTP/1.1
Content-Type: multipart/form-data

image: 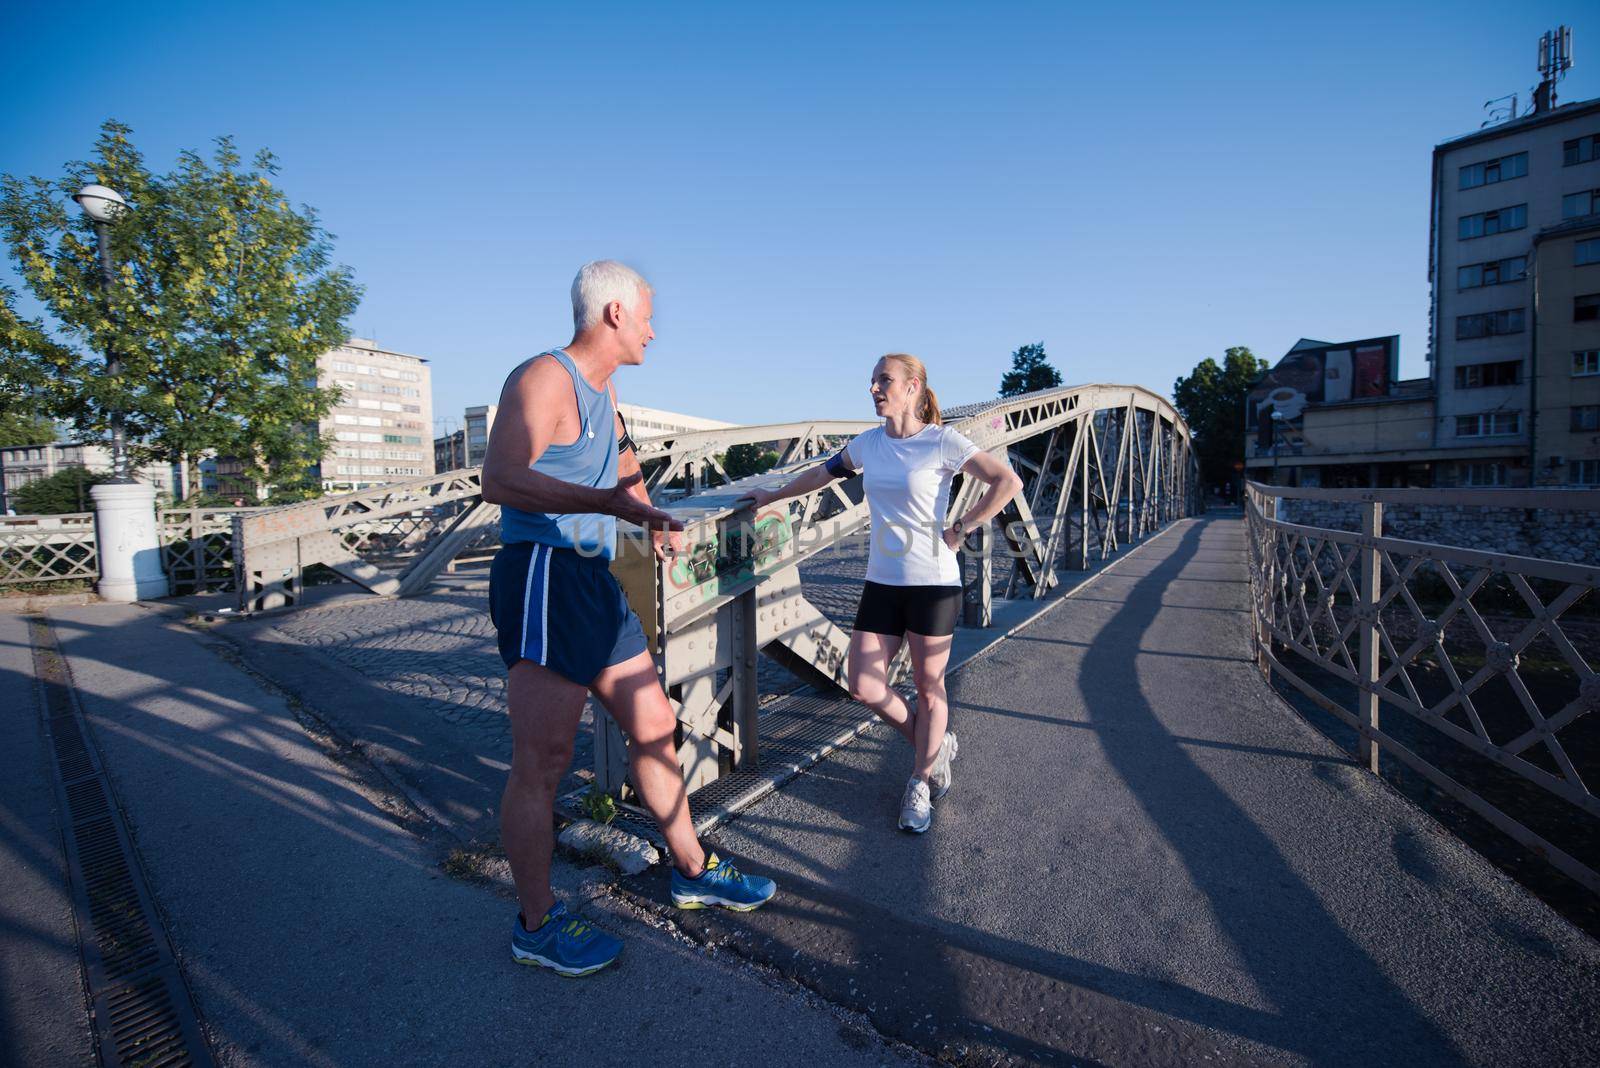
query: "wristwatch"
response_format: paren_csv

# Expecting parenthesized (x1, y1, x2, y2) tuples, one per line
(952, 517, 966, 536)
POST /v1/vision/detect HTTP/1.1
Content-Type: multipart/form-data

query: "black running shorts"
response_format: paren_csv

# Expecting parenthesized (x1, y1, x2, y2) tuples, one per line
(852, 580, 962, 638)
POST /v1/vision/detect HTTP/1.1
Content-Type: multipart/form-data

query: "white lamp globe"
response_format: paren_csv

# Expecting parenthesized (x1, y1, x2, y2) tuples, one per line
(72, 183, 127, 224)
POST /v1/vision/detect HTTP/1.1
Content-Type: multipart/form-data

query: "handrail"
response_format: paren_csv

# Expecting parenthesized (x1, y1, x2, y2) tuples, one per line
(1244, 482, 1600, 893)
(1248, 483, 1600, 510)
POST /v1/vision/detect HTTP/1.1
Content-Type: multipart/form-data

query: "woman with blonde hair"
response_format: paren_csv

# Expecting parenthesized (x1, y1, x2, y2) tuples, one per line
(740, 354, 1022, 832)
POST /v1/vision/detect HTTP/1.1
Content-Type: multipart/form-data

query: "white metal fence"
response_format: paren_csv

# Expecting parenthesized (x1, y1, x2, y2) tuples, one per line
(1245, 483, 1600, 892)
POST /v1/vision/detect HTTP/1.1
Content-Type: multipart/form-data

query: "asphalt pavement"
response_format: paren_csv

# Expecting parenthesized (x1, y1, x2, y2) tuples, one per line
(5, 513, 1597, 1067)
(0, 611, 93, 1067)
(679, 517, 1600, 1067)
(6, 602, 923, 1067)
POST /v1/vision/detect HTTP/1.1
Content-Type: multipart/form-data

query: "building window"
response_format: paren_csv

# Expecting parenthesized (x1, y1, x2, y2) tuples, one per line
(1573, 405, 1600, 431)
(1455, 411, 1521, 437)
(1572, 459, 1600, 485)
(1459, 204, 1527, 239)
(1575, 350, 1600, 376)
(1459, 152, 1528, 190)
(1458, 461, 1507, 486)
(1563, 190, 1600, 219)
(1454, 360, 1521, 388)
(1457, 255, 1527, 289)
(1455, 308, 1525, 339)
(1565, 135, 1600, 166)
(1578, 294, 1600, 322)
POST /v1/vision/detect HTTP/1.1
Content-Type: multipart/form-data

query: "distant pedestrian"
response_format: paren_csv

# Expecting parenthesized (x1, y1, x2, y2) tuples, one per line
(481, 261, 776, 977)
(740, 354, 1022, 832)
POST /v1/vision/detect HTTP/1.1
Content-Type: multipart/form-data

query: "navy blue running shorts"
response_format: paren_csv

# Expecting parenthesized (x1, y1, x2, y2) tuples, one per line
(853, 580, 961, 638)
(489, 542, 649, 684)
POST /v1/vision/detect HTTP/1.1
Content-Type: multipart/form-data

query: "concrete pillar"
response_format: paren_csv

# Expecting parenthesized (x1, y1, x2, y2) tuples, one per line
(91, 482, 170, 602)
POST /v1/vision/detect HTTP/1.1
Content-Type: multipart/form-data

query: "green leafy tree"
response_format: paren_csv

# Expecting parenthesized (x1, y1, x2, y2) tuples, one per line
(999, 342, 1063, 397)
(0, 409, 55, 447)
(0, 121, 361, 498)
(11, 468, 112, 515)
(1172, 346, 1269, 490)
(0, 284, 59, 446)
(721, 442, 780, 480)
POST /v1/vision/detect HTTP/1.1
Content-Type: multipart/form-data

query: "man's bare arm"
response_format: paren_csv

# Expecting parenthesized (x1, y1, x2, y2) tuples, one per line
(480, 359, 681, 531)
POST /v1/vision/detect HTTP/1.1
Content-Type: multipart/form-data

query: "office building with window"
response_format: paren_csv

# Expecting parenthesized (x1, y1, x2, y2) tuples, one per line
(464, 404, 497, 467)
(1429, 94, 1600, 486)
(1532, 220, 1600, 484)
(318, 338, 434, 492)
(616, 402, 737, 437)
(434, 428, 466, 474)
(1, 442, 180, 513)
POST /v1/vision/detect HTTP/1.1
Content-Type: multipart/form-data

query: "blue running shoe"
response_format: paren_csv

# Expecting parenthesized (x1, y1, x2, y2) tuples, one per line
(510, 901, 622, 977)
(670, 853, 776, 912)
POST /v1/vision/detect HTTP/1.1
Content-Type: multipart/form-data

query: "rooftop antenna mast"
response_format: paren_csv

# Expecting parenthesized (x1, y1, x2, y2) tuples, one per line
(1481, 92, 1518, 127)
(1534, 25, 1573, 113)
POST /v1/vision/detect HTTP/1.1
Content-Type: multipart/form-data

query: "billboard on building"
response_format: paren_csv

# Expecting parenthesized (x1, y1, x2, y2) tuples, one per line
(1248, 336, 1399, 433)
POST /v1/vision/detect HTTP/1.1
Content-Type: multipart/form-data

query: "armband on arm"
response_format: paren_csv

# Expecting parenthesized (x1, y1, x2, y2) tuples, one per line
(823, 450, 854, 480)
(616, 409, 637, 456)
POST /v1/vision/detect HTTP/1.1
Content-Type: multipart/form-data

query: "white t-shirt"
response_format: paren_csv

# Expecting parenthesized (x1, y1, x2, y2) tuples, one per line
(844, 424, 982, 586)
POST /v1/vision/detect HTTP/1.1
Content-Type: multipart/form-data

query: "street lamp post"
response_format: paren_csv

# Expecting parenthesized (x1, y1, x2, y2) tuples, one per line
(72, 183, 168, 601)
(73, 183, 131, 481)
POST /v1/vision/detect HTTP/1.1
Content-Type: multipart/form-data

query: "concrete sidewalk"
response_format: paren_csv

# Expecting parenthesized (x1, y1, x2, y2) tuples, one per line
(672, 516, 1600, 1067)
(0, 612, 93, 1067)
(12, 603, 924, 1067)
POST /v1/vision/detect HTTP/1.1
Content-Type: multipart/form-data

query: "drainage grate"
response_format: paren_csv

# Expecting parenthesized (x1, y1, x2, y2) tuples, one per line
(28, 618, 216, 1068)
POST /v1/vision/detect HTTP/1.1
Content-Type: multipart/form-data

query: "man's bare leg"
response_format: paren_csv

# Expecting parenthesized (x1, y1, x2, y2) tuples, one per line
(847, 630, 916, 744)
(590, 651, 706, 877)
(503, 660, 589, 924)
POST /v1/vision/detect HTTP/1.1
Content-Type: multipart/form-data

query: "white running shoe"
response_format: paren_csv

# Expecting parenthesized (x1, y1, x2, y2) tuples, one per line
(899, 777, 932, 833)
(929, 732, 959, 800)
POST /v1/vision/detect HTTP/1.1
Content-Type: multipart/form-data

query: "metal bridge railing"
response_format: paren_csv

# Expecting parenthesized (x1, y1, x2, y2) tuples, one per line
(0, 513, 99, 585)
(1245, 482, 1600, 892)
(0, 505, 457, 595)
(159, 507, 260, 594)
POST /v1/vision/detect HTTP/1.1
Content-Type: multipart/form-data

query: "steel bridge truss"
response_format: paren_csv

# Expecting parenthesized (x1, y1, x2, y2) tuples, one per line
(596, 384, 1200, 795)
(230, 424, 872, 611)
(228, 384, 1199, 800)
(636, 420, 876, 498)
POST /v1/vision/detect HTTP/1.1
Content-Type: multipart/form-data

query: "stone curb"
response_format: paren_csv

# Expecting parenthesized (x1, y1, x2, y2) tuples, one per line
(557, 819, 661, 875)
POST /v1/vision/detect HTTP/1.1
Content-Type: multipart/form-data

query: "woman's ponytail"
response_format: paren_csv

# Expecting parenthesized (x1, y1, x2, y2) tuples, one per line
(919, 385, 942, 426)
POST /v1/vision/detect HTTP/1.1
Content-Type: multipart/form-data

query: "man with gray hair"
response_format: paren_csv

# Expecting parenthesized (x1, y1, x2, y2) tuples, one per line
(481, 260, 776, 977)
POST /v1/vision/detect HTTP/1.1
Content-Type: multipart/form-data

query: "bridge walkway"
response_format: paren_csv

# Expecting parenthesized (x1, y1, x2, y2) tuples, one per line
(654, 514, 1600, 1066)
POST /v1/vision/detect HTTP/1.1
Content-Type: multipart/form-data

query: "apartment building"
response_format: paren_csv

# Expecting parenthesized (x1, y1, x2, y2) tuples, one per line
(1429, 94, 1600, 486)
(318, 338, 435, 492)
(1242, 336, 1447, 488)
(1, 442, 180, 512)
(464, 404, 496, 466)
(1531, 219, 1600, 485)
(617, 402, 737, 437)
(434, 429, 467, 474)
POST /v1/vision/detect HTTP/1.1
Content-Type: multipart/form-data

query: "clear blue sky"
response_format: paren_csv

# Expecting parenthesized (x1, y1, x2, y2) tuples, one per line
(3, 1, 1595, 435)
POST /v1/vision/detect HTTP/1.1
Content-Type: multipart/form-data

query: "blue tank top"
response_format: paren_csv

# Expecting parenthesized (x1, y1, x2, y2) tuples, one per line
(498, 349, 619, 559)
